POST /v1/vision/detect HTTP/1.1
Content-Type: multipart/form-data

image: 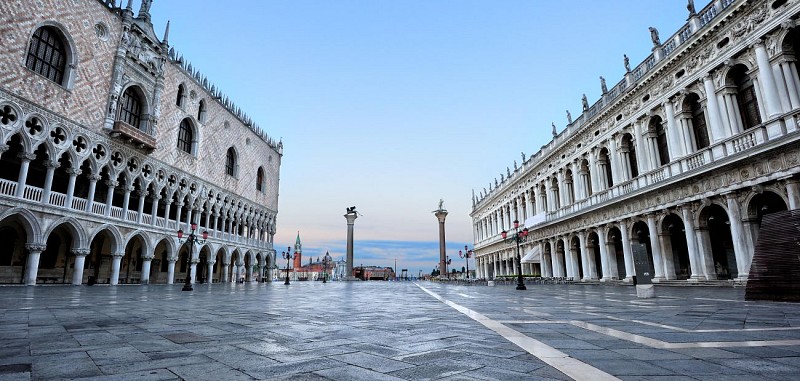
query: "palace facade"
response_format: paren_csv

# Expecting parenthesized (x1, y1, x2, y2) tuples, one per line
(0, 1, 281, 285)
(470, 0, 800, 284)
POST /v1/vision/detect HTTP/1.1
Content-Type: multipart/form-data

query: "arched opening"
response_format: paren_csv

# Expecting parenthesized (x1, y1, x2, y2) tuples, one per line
(599, 148, 613, 188)
(650, 116, 670, 166)
(564, 169, 575, 205)
(632, 221, 656, 277)
(225, 147, 237, 177)
(197, 99, 207, 122)
(176, 83, 186, 107)
(26, 26, 71, 86)
(118, 86, 145, 131)
(684, 93, 710, 150)
(701, 204, 737, 279)
(539, 184, 548, 212)
(152, 239, 171, 284)
(550, 177, 560, 210)
(197, 246, 210, 284)
(40, 223, 76, 284)
(122, 235, 146, 284)
(255, 253, 263, 281)
(607, 226, 626, 279)
(0, 134, 24, 184)
(0, 214, 31, 284)
(580, 159, 593, 197)
(569, 236, 584, 280)
(244, 252, 253, 282)
(729, 64, 762, 130)
(620, 133, 638, 179)
(662, 213, 691, 280)
(555, 239, 567, 278)
(214, 249, 225, 282)
(746, 190, 789, 249)
(542, 242, 552, 277)
(177, 118, 194, 155)
(88, 229, 116, 284)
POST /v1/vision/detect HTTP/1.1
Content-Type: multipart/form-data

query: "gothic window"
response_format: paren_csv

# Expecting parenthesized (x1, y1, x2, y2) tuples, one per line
(688, 93, 710, 149)
(731, 65, 761, 129)
(256, 167, 265, 192)
(119, 87, 143, 129)
(26, 26, 68, 86)
(225, 147, 237, 177)
(176, 84, 186, 107)
(197, 99, 206, 122)
(177, 118, 193, 154)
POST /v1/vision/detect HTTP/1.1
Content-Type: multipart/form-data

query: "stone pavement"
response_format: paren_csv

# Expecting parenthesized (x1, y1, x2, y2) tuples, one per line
(0, 281, 799, 380)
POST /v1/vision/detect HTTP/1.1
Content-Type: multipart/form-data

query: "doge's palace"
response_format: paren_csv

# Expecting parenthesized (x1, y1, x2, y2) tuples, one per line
(0, 1, 281, 285)
(471, 0, 800, 284)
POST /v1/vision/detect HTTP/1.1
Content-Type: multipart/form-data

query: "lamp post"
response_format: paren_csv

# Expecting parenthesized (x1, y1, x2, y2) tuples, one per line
(282, 246, 294, 285)
(322, 252, 332, 283)
(177, 223, 208, 291)
(501, 219, 528, 290)
(459, 245, 472, 280)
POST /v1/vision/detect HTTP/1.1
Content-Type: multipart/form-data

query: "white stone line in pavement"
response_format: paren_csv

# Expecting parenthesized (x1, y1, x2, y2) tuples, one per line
(578, 311, 800, 333)
(415, 284, 621, 381)
(571, 320, 800, 349)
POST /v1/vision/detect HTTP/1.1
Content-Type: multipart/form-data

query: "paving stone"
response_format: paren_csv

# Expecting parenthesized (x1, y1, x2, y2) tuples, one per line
(328, 352, 414, 373)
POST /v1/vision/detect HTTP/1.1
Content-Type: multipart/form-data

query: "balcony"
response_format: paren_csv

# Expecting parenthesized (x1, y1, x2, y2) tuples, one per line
(111, 121, 157, 152)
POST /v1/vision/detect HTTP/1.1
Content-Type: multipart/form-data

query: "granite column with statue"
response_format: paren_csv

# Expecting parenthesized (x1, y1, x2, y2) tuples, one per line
(344, 207, 358, 280)
(434, 200, 448, 278)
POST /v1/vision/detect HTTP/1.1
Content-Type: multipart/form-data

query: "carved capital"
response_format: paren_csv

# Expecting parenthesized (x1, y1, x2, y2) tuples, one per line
(105, 180, 119, 187)
(44, 160, 60, 169)
(111, 252, 125, 258)
(88, 174, 102, 181)
(67, 168, 82, 176)
(72, 249, 90, 257)
(17, 152, 36, 161)
(25, 243, 46, 253)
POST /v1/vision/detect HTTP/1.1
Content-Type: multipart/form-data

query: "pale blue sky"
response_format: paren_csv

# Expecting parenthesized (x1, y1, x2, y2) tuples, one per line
(150, 0, 709, 276)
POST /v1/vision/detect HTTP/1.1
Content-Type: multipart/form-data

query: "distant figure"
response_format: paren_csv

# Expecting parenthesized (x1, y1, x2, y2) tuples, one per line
(521, 151, 526, 162)
(437, 199, 445, 211)
(582, 94, 589, 111)
(624, 54, 631, 72)
(346, 206, 356, 214)
(513, 160, 518, 170)
(506, 167, 511, 178)
(649, 27, 661, 46)
(551, 122, 557, 137)
(600, 76, 608, 94)
(687, 0, 696, 15)
(566, 110, 572, 124)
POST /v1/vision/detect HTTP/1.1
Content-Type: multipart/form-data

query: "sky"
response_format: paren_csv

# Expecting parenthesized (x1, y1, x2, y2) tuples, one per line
(148, 0, 710, 277)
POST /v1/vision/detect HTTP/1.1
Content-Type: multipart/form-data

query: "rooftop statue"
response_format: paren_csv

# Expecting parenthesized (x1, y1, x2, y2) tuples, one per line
(582, 94, 589, 111)
(624, 54, 631, 72)
(566, 110, 572, 124)
(600, 76, 608, 94)
(551, 122, 557, 137)
(649, 26, 661, 46)
(687, 0, 696, 16)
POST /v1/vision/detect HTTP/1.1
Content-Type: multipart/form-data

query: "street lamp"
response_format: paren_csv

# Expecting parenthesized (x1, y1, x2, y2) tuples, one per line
(322, 252, 332, 283)
(176, 223, 208, 291)
(459, 245, 472, 280)
(282, 247, 294, 285)
(501, 219, 528, 290)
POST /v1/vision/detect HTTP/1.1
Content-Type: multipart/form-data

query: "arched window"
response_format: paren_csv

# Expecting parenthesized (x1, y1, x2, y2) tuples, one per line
(621, 133, 638, 178)
(730, 65, 761, 129)
(119, 87, 143, 129)
(177, 118, 193, 154)
(256, 167, 265, 192)
(687, 93, 710, 149)
(197, 100, 206, 122)
(651, 116, 670, 166)
(176, 84, 186, 107)
(225, 147, 237, 177)
(599, 148, 613, 188)
(26, 26, 68, 85)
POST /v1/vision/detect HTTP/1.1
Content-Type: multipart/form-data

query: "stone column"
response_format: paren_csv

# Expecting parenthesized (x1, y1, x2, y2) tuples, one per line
(65, 168, 81, 209)
(207, 260, 216, 284)
(754, 41, 783, 118)
(725, 193, 751, 280)
(779, 61, 800, 109)
(24, 244, 45, 285)
(109, 252, 124, 285)
(646, 214, 665, 280)
(41, 161, 58, 204)
(103, 180, 117, 217)
(607, 137, 621, 185)
(167, 257, 176, 284)
(71, 249, 89, 285)
(14, 153, 35, 198)
(680, 204, 703, 281)
(578, 231, 589, 281)
(702, 75, 726, 142)
(784, 178, 800, 209)
(633, 120, 650, 173)
(597, 225, 613, 281)
(136, 190, 147, 224)
(694, 227, 717, 280)
(619, 219, 634, 281)
(222, 261, 230, 283)
(664, 100, 683, 158)
(588, 149, 600, 194)
(345, 210, 359, 280)
(140, 255, 153, 284)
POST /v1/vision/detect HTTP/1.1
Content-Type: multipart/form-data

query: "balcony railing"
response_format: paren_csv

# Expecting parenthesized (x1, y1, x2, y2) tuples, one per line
(0, 180, 273, 252)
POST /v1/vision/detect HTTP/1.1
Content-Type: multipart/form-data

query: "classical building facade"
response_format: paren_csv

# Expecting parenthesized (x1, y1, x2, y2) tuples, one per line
(0, 1, 281, 285)
(470, 0, 800, 284)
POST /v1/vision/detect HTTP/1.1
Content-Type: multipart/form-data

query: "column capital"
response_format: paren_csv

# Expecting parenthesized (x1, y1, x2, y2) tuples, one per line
(111, 252, 125, 258)
(72, 249, 90, 257)
(25, 243, 46, 252)
(17, 152, 36, 161)
(88, 174, 102, 181)
(0, 144, 8, 153)
(44, 160, 60, 169)
(67, 168, 82, 176)
(105, 180, 119, 187)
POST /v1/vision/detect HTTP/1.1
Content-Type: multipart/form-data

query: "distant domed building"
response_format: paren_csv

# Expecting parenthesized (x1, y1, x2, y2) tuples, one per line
(0, 1, 282, 285)
(471, 0, 800, 284)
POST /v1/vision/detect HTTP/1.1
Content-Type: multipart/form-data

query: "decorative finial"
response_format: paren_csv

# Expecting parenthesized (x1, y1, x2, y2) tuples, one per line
(162, 20, 170, 44)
